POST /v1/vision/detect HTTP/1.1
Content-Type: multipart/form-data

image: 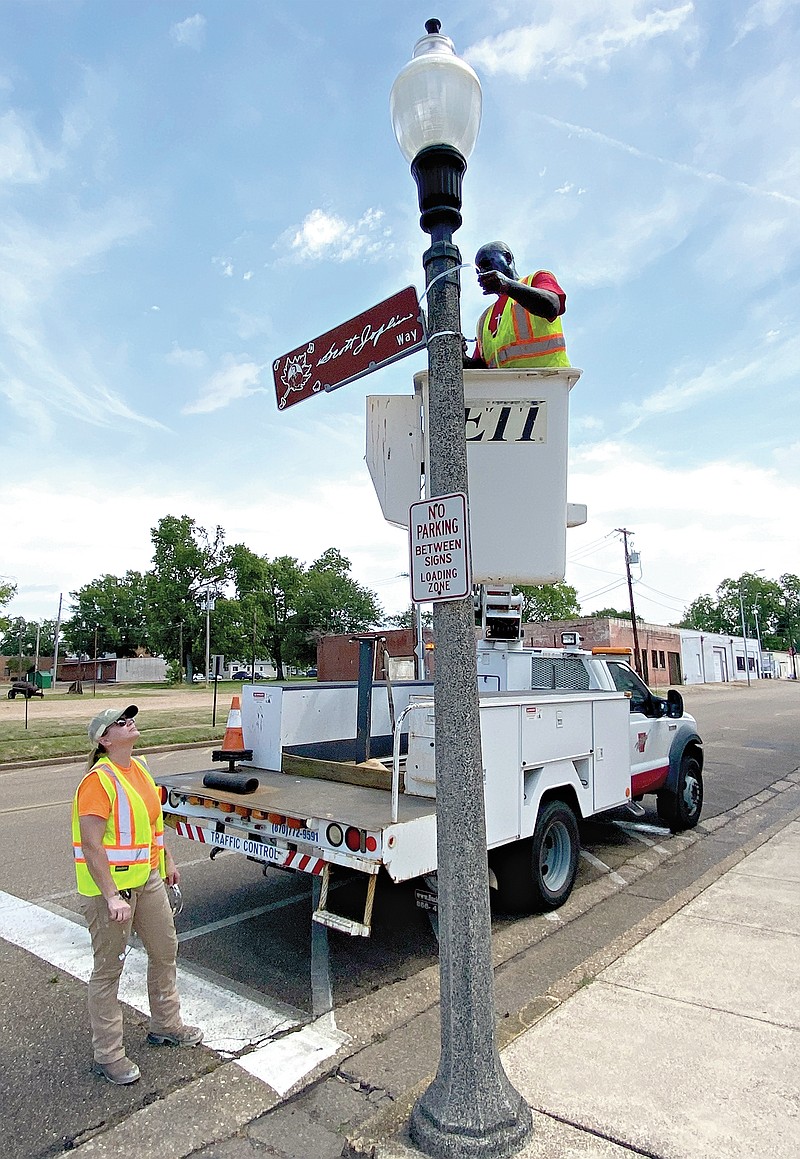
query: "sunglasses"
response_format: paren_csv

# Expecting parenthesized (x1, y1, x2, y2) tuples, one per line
(102, 717, 135, 736)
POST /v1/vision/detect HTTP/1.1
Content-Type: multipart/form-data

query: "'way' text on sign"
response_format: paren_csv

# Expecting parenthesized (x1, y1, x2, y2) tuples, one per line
(409, 493, 471, 603)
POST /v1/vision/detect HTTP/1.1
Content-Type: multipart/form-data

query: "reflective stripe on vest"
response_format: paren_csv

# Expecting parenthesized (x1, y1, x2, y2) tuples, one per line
(72, 757, 165, 896)
(479, 275, 569, 369)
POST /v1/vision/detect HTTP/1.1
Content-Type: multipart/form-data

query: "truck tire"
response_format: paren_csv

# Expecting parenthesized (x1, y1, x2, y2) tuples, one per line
(657, 752, 703, 832)
(7, 690, 15, 699)
(493, 800, 580, 913)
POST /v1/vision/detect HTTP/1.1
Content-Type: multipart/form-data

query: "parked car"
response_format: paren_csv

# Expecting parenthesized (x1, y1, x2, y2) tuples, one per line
(7, 681, 44, 700)
(305, 667, 318, 678)
(232, 670, 265, 681)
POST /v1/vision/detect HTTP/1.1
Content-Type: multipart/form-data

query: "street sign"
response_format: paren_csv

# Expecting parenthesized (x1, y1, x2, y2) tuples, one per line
(274, 286, 425, 410)
(409, 493, 471, 603)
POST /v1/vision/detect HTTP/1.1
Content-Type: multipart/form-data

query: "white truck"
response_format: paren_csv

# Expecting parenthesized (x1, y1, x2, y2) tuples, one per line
(156, 588, 703, 937)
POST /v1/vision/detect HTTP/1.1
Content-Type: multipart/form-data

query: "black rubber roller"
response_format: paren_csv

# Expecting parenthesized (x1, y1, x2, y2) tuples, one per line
(202, 771, 259, 794)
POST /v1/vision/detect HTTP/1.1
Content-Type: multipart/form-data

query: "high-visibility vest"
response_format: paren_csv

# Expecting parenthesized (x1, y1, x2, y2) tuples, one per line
(478, 274, 569, 369)
(72, 757, 166, 896)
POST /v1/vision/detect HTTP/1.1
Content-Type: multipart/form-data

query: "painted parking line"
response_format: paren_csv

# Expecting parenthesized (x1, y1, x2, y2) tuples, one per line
(579, 849, 627, 886)
(613, 822, 670, 854)
(0, 889, 348, 1090)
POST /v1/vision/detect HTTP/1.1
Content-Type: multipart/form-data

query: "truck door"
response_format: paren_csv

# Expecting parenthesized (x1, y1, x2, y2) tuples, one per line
(604, 661, 671, 797)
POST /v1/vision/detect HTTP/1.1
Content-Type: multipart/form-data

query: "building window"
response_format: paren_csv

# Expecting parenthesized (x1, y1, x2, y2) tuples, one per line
(736, 656, 745, 671)
(659, 651, 665, 667)
(651, 649, 658, 669)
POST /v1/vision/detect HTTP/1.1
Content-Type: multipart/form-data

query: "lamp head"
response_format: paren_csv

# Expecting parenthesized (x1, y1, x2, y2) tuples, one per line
(390, 19, 482, 164)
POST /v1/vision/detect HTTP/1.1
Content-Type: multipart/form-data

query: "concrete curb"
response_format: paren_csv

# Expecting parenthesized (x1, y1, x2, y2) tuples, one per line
(343, 795, 800, 1157)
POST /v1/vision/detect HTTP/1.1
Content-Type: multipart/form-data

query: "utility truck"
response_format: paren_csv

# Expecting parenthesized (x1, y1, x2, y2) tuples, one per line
(156, 587, 703, 937)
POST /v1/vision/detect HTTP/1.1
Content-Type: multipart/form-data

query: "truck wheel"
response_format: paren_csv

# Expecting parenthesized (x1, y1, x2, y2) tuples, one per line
(657, 752, 703, 832)
(493, 800, 580, 913)
(7, 690, 15, 699)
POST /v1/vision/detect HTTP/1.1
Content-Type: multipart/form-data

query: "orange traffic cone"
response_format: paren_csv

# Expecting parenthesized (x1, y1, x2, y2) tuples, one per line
(212, 696, 253, 773)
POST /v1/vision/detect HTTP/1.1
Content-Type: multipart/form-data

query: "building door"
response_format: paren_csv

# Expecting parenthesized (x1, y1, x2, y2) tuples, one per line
(712, 648, 728, 682)
(668, 651, 682, 684)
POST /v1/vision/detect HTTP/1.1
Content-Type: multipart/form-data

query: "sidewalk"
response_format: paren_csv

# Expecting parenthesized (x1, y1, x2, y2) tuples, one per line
(370, 819, 800, 1158)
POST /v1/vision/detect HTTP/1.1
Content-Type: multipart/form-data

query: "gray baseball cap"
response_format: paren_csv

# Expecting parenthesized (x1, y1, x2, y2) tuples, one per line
(87, 704, 138, 745)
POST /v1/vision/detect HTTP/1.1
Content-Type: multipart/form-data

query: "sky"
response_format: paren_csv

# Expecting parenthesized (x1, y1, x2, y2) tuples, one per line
(1, 0, 799, 634)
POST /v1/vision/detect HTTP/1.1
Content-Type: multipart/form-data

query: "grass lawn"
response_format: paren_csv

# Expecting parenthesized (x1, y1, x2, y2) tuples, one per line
(0, 703, 226, 764)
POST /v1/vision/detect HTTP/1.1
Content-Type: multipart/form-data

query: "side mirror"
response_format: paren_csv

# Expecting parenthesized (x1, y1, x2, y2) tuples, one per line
(666, 689, 684, 718)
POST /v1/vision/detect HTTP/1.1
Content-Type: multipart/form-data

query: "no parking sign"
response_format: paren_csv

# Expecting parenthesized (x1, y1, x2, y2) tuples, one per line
(409, 493, 471, 603)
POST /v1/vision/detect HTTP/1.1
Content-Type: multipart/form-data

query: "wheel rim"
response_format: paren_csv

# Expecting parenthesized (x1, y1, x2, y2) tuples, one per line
(539, 820, 573, 893)
(683, 765, 701, 817)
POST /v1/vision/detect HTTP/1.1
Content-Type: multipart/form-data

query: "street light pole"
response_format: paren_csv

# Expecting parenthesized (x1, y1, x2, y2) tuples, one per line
(752, 603, 764, 679)
(391, 21, 531, 1158)
(738, 583, 751, 687)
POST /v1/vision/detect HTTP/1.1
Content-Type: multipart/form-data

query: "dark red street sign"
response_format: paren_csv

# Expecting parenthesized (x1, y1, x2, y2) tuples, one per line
(274, 285, 425, 411)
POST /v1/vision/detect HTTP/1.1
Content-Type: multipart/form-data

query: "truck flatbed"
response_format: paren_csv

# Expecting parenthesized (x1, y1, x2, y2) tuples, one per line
(158, 765, 436, 833)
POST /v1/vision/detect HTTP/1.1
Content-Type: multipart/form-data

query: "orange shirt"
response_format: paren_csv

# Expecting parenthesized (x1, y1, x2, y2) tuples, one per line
(78, 758, 162, 870)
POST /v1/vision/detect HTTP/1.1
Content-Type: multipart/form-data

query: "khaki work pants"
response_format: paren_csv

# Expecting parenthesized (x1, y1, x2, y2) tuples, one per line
(84, 869, 182, 1064)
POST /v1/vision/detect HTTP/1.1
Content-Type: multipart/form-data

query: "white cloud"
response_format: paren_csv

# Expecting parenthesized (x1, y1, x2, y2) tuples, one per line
(733, 0, 795, 43)
(567, 439, 800, 618)
(170, 14, 207, 50)
(0, 110, 61, 185)
(466, 1, 695, 81)
(166, 345, 208, 370)
(281, 208, 392, 263)
(0, 202, 162, 431)
(182, 355, 266, 414)
(621, 330, 800, 432)
(566, 188, 694, 288)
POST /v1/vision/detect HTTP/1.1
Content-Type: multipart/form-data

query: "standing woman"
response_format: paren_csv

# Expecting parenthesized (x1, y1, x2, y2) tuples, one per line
(73, 705, 202, 1084)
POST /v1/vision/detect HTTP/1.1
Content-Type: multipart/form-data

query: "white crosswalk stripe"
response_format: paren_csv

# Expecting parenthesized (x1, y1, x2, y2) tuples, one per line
(0, 889, 348, 1089)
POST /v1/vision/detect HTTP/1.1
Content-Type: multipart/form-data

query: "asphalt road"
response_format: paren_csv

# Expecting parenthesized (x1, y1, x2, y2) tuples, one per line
(0, 680, 798, 1157)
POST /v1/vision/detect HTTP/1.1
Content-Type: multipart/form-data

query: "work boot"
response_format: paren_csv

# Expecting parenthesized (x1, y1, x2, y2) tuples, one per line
(147, 1024, 203, 1047)
(95, 1056, 141, 1085)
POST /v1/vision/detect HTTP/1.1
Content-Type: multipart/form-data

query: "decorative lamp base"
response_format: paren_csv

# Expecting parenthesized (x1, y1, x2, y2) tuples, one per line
(411, 144, 467, 234)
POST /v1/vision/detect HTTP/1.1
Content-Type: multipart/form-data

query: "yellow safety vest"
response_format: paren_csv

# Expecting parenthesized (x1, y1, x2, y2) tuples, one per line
(478, 274, 570, 369)
(72, 757, 166, 896)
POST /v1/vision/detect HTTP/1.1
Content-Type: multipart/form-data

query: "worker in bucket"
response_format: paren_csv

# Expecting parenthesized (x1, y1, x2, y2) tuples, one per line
(72, 704, 202, 1085)
(464, 241, 570, 369)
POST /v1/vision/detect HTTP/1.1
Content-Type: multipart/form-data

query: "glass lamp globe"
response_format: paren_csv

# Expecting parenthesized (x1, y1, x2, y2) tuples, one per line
(390, 20, 482, 163)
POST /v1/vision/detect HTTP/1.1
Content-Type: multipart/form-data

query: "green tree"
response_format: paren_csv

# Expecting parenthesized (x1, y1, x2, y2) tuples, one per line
(679, 573, 797, 651)
(0, 617, 57, 657)
(289, 549, 382, 666)
(513, 581, 581, 622)
(227, 547, 306, 680)
(146, 515, 229, 677)
(384, 604, 433, 630)
(0, 578, 17, 633)
(63, 572, 149, 657)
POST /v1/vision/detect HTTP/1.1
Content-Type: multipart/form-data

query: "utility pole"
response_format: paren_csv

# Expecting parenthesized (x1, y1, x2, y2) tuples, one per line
(52, 594, 63, 691)
(617, 529, 642, 676)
